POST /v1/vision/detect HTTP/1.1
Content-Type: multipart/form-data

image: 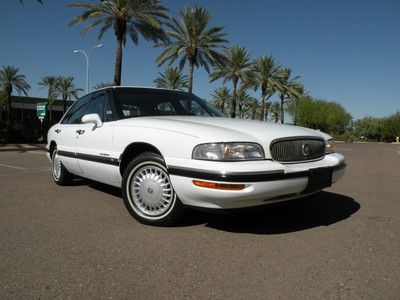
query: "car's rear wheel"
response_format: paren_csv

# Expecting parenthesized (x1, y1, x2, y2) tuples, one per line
(122, 152, 182, 226)
(52, 148, 73, 185)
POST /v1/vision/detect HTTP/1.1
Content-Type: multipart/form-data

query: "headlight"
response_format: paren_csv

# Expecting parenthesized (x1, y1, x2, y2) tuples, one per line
(325, 139, 335, 154)
(192, 143, 264, 161)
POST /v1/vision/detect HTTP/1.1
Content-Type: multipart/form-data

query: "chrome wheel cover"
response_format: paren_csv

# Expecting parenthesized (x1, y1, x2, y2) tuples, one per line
(52, 151, 61, 181)
(129, 164, 174, 217)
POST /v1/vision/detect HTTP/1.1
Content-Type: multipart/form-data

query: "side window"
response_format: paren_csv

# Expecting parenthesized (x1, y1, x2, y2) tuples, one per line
(61, 95, 91, 124)
(85, 93, 115, 122)
(103, 96, 114, 122)
(86, 94, 105, 119)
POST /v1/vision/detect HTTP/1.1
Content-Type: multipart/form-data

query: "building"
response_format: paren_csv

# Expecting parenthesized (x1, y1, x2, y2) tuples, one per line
(0, 96, 74, 142)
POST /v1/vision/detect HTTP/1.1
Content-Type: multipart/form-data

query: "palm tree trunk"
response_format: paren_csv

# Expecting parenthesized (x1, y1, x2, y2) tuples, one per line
(188, 60, 194, 94)
(265, 101, 269, 121)
(5, 86, 12, 138)
(252, 106, 256, 120)
(230, 79, 238, 118)
(49, 103, 53, 122)
(114, 35, 123, 86)
(280, 94, 285, 124)
(260, 93, 266, 121)
(63, 96, 67, 114)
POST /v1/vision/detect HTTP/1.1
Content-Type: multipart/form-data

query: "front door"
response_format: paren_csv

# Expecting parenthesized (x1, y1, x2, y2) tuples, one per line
(74, 92, 120, 184)
(56, 94, 93, 175)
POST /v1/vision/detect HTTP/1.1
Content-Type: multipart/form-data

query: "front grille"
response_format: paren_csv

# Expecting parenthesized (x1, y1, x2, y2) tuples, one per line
(270, 137, 325, 162)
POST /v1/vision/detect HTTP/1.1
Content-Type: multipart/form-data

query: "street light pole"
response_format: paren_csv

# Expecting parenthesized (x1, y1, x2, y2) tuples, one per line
(73, 44, 103, 94)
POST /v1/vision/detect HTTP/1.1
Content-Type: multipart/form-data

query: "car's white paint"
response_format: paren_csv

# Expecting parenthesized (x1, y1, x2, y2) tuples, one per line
(47, 110, 345, 209)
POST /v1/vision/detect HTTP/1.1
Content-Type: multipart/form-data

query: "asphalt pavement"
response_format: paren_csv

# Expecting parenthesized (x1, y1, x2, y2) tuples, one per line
(0, 143, 399, 299)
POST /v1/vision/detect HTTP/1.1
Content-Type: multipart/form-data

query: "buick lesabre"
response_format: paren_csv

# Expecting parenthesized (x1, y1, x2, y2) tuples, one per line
(46, 87, 346, 225)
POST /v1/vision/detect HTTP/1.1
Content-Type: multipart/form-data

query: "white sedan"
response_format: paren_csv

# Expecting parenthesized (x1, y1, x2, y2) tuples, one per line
(46, 86, 346, 226)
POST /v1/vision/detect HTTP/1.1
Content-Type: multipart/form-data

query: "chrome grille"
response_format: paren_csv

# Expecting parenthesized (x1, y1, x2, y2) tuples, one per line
(270, 137, 325, 162)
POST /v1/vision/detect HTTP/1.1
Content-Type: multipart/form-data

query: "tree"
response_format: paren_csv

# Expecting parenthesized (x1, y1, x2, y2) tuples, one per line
(93, 82, 113, 90)
(245, 98, 260, 120)
(269, 101, 281, 123)
(249, 56, 280, 121)
(38, 76, 58, 121)
(68, 0, 169, 86)
(154, 67, 188, 91)
(210, 86, 231, 114)
(54, 76, 82, 113)
(288, 96, 352, 134)
(354, 116, 384, 141)
(210, 45, 252, 118)
(236, 84, 251, 119)
(156, 5, 228, 94)
(0, 65, 30, 135)
(382, 112, 400, 142)
(276, 67, 303, 124)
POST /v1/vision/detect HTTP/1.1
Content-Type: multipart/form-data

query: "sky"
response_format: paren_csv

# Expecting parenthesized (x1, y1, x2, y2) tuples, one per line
(0, 0, 399, 120)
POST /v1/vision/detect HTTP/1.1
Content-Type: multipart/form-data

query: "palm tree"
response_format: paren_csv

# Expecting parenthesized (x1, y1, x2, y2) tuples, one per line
(269, 101, 281, 123)
(0, 90, 6, 125)
(54, 76, 82, 113)
(276, 67, 303, 124)
(0, 65, 30, 135)
(156, 5, 228, 94)
(68, 0, 169, 86)
(210, 45, 252, 118)
(236, 84, 251, 119)
(249, 56, 280, 121)
(38, 76, 58, 121)
(93, 82, 113, 90)
(210, 86, 231, 113)
(246, 98, 260, 120)
(154, 67, 188, 91)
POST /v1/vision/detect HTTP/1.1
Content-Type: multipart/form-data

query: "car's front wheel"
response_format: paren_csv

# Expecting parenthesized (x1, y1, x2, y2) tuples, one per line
(52, 148, 73, 185)
(122, 152, 183, 226)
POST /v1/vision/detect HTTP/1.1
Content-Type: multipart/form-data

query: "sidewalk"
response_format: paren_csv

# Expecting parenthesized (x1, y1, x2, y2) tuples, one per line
(0, 143, 46, 152)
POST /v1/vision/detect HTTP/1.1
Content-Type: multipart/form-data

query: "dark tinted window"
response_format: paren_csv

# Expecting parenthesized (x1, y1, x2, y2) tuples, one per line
(103, 95, 114, 122)
(61, 92, 114, 124)
(86, 93, 105, 118)
(61, 95, 91, 124)
(116, 89, 225, 118)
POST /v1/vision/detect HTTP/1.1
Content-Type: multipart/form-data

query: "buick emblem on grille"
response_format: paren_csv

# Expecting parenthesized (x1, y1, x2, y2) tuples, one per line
(302, 143, 311, 156)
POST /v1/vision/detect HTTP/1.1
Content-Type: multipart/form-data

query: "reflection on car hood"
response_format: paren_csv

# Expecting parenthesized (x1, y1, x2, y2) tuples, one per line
(116, 116, 330, 145)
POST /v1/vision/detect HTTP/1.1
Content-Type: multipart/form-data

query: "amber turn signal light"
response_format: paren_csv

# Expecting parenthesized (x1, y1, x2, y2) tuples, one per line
(192, 180, 245, 190)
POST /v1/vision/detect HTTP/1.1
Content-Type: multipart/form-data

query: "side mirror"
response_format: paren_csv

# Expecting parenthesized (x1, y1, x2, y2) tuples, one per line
(81, 113, 103, 128)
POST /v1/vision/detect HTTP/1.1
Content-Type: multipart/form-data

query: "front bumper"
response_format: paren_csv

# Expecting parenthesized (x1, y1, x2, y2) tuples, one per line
(167, 153, 346, 209)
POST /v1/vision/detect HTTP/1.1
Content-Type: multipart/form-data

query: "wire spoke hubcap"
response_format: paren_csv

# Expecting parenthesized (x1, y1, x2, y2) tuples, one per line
(53, 151, 61, 180)
(130, 165, 173, 217)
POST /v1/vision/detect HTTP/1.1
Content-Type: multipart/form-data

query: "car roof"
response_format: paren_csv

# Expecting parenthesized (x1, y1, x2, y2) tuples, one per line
(93, 85, 189, 95)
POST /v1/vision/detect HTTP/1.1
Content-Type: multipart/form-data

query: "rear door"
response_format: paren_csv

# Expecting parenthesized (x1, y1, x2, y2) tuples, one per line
(74, 91, 120, 184)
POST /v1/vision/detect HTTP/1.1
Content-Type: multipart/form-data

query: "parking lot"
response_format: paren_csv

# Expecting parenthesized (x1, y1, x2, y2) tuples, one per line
(0, 143, 399, 298)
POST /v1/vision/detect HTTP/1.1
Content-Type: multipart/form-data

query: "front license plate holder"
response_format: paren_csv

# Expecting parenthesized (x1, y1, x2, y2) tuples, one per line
(302, 167, 333, 194)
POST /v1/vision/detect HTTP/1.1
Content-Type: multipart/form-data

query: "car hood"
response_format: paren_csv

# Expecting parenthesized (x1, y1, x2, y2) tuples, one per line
(117, 116, 330, 145)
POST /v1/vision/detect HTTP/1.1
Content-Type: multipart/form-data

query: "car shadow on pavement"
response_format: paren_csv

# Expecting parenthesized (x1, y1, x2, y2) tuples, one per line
(83, 180, 360, 234)
(177, 191, 360, 234)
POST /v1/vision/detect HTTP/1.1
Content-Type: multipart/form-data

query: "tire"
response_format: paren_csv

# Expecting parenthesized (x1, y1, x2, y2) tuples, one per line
(52, 148, 73, 185)
(121, 152, 183, 226)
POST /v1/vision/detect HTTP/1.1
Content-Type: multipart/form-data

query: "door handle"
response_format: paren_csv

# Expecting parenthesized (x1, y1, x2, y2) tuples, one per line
(76, 129, 85, 135)
(54, 129, 61, 133)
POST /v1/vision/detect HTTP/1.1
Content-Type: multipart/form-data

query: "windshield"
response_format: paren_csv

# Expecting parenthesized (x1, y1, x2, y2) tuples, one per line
(115, 88, 225, 118)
